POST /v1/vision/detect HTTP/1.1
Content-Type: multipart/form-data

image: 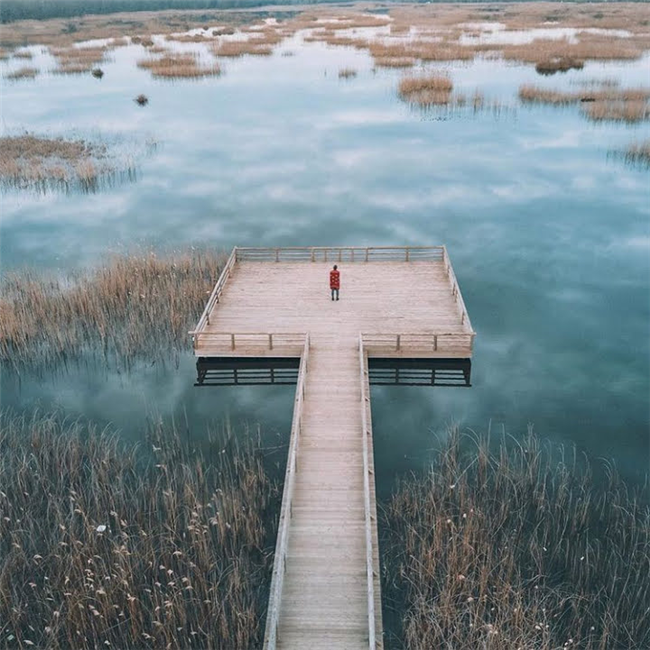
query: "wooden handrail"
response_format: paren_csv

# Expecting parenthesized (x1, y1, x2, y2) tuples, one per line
(442, 246, 474, 333)
(263, 334, 310, 650)
(193, 247, 237, 335)
(358, 335, 377, 650)
(362, 332, 475, 354)
(190, 332, 306, 353)
(235, 246, 444, 263)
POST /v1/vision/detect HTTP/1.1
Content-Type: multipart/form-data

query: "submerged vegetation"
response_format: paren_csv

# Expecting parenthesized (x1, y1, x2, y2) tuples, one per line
(0, 249, 225, 372)
(381, 430, 650, 649)
(0, 412, 280, 650)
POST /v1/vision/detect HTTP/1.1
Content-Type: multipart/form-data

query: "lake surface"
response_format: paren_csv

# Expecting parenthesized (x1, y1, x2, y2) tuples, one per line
(1, 27, 649, 487)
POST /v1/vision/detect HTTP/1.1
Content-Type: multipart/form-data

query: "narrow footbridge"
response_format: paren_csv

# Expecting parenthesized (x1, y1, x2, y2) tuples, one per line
(190, 246, 475, 649)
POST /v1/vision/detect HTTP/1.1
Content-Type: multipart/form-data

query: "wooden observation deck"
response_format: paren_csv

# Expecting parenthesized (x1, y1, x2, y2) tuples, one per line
(190, 246, 475, 650)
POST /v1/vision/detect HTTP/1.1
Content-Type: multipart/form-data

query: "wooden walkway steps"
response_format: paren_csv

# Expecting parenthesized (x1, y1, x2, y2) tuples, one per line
(190, 247, 475, 649)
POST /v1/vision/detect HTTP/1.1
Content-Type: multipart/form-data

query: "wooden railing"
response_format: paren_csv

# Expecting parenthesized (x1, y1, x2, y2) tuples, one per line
(358, 336, 378, 650)
(193, 247, 237, 333)
(263, 334, 310, 650)
(442, 246, 474, 331)
(362, 332, 475, 355)
(190, 332, 305, 355)
(235, 246, 444, 263)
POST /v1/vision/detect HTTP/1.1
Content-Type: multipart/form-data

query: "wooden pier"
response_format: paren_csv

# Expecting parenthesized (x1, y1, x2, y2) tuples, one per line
(190, 247, 475, 649)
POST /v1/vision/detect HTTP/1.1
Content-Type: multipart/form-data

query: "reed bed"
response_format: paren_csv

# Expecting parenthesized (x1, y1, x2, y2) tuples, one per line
(375, 57, 416, 69)
(519, 85, 650, 123)
(4, 66, 39, 81)
(398, 75, 454, 107)
(622, 140, 650, 167)
(0, 411, 281, 650)
(380, 429, 650, 649)
(13, 49, 33, 59)
(0, 134, 118, 192)
(51, 45, 110, 75)
(212, 39, 273, 58)
(338, 67, 357, 79)
(137, 53, 220, 79)
(0, 249, 225, 372)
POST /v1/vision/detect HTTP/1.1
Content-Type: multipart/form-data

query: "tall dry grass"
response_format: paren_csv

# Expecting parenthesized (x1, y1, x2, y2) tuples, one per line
(0, 250, 225, 372)
(137, 53, 220, 79)
(380, 429, 650, 649)
(398, 75, 454, 106)
(0, 412, 280, 650)
(622, 140, 650, 167)
(519, 85, 650, 122)
(0, 134, 118, 192)
(4, 66, 39, 80)
(51, 46, 111, 75)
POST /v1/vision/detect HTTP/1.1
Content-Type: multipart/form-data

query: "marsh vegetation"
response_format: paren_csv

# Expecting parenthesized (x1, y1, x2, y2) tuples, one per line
(137, 52, 220, 79)
(380, 430, 650, 650)
(0, 249, 224, 372)
(0, 412, 280, 650)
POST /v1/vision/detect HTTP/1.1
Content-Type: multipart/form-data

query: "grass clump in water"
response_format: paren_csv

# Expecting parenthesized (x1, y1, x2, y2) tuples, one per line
(137, 52, 221, 79)
(4, 66, 39, 81)
(0, 412, 281, 650)
(0, 249, 225, 372)
(0, 133, 126, 192)
(519, 85, 650, 123)
(398, 74, 454, 106)
(338, 67, 357, 79)
(380, 429, 650, 649)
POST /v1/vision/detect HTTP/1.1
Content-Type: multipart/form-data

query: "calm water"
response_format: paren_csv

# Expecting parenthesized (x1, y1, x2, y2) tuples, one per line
(1, 31, 649, 486)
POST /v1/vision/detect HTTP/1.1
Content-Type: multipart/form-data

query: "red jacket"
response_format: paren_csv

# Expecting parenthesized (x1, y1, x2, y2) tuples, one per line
(329, 269, 340, 290)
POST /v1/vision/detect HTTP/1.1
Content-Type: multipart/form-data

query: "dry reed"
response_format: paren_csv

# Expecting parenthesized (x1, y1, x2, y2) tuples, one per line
(338, 67, 357, 79)
(398, 75, 454, 106)
(380, 429, 650, 649)
(137, 53, 220, 79)
(51, 46, 110, 75)
(4, 66, 39, 80)
(0, 249, 225, 372)
(212, 39, 272, 58)
(0, 412, 281, 650)
(519, 85, 650, 122)
(0, 134, 117, 192)
(622, 140, 650, 167)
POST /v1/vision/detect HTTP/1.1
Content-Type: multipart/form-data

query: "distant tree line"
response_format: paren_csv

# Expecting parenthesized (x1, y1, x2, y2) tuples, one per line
(0, 0, 641, 23)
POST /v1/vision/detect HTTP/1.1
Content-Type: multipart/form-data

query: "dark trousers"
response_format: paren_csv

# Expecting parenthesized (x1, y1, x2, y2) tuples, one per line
(331, 288, 339, 300)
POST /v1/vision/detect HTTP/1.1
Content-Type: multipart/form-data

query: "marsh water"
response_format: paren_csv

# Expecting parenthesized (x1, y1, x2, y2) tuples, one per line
(1, 28, 649, 489)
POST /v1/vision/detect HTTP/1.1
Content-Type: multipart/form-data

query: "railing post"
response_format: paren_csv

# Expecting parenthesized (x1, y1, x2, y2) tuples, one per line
(269, 333, 273, 350)
(275, 248, 279, 262)
(396, 334, 401, 352)
(351, 249, 355, 262)
(338, 249, 342, 262)
(311, 248, 315, 262)
(434, 335, 438, 351)
(406, 247, 410, 262)
(365, 248, 369, 262)
(231, 333, 235, 350)
(325, 249, 328, 262)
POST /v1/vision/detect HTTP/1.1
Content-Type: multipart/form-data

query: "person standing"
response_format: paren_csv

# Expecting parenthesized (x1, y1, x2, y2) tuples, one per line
(330, 264, 340, 301)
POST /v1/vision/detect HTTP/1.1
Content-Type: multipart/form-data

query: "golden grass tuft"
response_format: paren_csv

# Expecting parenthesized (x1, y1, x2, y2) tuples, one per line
(137, 53, 220, 79)
(51, 45, 110, 74)
(519, 84, 650, 122)
(13, 49, 33, 59)
(374, 57, 416, 68)
(381, 429, 650, 649)
(212, 39, 272, 58)
(4, 66, 39, 80)
(0, 412, 281, 649)
(398, 75, 454, 106)
(535, 56, 584, 75)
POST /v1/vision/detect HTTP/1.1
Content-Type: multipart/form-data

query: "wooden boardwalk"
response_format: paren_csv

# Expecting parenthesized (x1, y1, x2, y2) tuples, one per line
(190, 247, 474, 649)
